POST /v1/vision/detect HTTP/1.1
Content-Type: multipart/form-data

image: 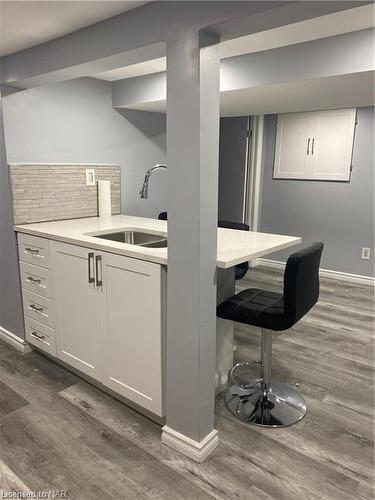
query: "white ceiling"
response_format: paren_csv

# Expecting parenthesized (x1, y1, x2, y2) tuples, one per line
(0, 1, 149, 57)
(93, 4, 374, 82)
(117, 72, 375, 117)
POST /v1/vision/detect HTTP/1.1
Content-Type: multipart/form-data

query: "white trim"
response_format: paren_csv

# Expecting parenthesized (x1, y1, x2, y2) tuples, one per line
(242, 116, 251, 224)
(253, 258, 375, 286)
(245, 115, 265, 231)
(0, 326, 31, 353)
(8, 163, 120, 167)
(161, 426, 219, 463)
(252, 115, 265, 231)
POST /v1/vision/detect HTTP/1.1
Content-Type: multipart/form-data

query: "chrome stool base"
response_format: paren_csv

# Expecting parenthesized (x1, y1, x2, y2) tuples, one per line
(225, 379, 307, 427)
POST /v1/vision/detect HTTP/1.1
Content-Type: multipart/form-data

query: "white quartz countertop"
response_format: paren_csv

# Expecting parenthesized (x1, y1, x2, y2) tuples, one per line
(15, 215, 302, 268)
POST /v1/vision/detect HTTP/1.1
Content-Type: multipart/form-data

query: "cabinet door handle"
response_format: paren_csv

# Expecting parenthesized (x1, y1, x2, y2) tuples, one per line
(88, 252, 95, 284)
(307, 138, 310, 155)
(25, 247, 39, 255)
(30, 331, 45, 341)
(27, 276, 42, 284)
(95, 255, 102, 287)
(311, 138, 315, 155)
(29, 304, 44, 313)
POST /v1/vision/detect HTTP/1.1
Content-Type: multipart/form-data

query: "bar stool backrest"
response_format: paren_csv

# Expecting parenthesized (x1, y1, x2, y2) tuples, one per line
(283, 242, 324, 326)
(218, 220, 249, 232)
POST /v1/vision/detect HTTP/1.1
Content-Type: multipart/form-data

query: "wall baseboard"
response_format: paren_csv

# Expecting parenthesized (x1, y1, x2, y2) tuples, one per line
(253, 258, 375, 286)
(0, 326, 31, 353)
(161, 426, 219, 463)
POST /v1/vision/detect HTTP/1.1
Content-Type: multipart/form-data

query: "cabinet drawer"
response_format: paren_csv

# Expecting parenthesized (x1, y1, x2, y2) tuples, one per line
(20, 262, 53, 299)
(25, 316, 56, 357)
(18, 234, 51, 269)
(22, 289, 55, 328)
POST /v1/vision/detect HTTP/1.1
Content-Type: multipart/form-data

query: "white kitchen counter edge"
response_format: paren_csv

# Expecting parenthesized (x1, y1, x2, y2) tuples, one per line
(14, 215, 302, 269)
(217, 238, 302, 269)
(14, 225, 169, 266)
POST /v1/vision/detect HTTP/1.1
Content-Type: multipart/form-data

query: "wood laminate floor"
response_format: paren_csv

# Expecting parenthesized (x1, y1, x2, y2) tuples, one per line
(0, 266, 373, 499)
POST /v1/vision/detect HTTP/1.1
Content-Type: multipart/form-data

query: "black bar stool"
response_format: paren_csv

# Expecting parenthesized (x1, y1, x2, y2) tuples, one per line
(217, 242, 324, 427)
(158, 211, 168, 221)
(158, 212, 250, 280)
(218, 220, 249, 280)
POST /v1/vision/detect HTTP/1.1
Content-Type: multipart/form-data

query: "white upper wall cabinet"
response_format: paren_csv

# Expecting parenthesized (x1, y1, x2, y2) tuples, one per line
(274, 108, 356, 181)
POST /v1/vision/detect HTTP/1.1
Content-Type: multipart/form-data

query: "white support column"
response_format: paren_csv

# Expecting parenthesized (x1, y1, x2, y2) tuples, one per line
(162, 30, 220, 462)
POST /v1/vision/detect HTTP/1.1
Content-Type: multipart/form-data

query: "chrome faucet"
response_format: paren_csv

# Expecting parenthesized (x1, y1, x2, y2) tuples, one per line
(139, 163, 167, 199)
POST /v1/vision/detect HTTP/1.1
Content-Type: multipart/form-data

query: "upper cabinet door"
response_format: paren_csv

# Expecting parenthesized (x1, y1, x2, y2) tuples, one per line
(307, 108, 356, 181)
(274, 113, 310, 179)
(51, 241, 102, 381)
(273, 109, 356, 181)
(100, 252, 164, 416)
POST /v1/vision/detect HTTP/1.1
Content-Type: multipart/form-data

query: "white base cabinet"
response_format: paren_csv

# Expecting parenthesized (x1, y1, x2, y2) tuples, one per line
(50, 240, 165, 416)
(101, 252, 164, 416)
(52, 242, 102, 381)
(18, 234, 57, 357)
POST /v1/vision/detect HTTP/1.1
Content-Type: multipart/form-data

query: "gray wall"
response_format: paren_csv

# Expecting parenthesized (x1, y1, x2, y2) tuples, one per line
(260, 107, 374, 277)
(3, 78, 250, 226)
(218, 116, 248, 222)
(0, 91, 24, 338)
(2, 77, 167, 219)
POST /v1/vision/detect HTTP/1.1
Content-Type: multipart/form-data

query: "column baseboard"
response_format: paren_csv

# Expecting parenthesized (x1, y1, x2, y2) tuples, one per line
(161, 426, 219, 463)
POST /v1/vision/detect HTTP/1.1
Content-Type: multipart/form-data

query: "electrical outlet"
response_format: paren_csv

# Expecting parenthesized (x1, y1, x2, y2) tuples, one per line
(361, 247, 371, 260)
(85, 169, 96, 186)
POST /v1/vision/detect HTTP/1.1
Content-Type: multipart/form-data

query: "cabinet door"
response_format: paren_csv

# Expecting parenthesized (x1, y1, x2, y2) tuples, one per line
(274, 113, 310, 179)
(51, 241, 102, 381)
(307, 108, 356, 181)
(101, 253, 164, 416)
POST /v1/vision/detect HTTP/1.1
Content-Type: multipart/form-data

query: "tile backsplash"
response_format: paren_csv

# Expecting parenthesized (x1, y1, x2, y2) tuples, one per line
(10, 164, 121, 224)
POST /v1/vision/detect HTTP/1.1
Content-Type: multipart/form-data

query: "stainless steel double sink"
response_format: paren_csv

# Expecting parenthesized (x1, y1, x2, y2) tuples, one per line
(87, 229, 167, 248)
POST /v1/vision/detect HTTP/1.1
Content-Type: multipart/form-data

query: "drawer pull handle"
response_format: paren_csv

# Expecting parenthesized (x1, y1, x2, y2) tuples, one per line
(88, 252, 95, 284)
(27, 276, 42, 284)
(25, 247, 40, 255)
(95, 255, 103, 287)
(30, 331, 45, 341)
(29, 304, 44, 313)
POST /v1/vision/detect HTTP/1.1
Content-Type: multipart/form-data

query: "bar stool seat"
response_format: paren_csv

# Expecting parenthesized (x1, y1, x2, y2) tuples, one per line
(217, 242, 324, 428)
(217, 288, 288, 331)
